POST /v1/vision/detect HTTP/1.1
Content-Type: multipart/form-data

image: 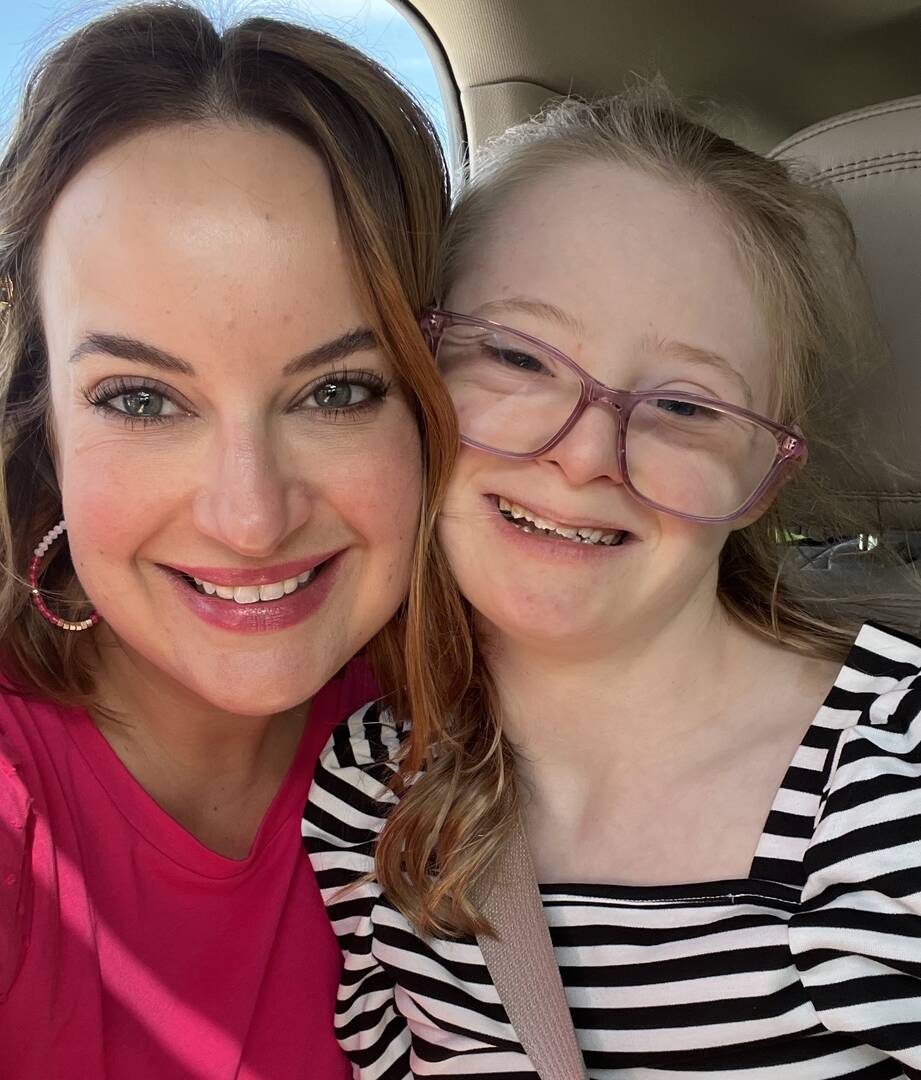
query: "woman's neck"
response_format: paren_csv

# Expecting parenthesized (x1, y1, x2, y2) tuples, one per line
(87, 633, 309, 858)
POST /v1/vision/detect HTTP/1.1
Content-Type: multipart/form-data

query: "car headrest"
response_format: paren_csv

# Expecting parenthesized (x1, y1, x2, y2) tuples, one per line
(769, 97, 921, 534)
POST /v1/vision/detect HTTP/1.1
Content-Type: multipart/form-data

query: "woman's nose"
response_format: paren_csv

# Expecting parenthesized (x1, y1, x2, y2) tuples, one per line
(542, 402, 624, 487)
(192, 422, 311, 557)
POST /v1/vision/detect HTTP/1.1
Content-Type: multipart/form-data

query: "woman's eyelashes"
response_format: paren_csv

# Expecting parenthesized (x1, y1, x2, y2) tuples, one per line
(292, 368, 392, 419)
(83, 376, 190, 427)
(82, 368, 392, 428)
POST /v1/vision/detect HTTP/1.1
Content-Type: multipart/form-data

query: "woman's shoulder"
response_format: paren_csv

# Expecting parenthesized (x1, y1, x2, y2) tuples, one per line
(0, 687, 44, 997)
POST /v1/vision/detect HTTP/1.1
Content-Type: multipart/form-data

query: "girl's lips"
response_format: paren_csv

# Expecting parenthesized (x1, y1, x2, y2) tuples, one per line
(487, 496, 636, 559)
(165, 551, 343, 634)
(489, 493, 632, 535)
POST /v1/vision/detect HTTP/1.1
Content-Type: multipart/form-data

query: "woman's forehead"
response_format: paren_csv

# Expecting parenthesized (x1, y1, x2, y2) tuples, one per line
(39, 123, 369, 379)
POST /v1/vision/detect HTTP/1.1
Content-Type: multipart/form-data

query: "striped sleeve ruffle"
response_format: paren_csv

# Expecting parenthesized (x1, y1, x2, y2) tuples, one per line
(302, 702, 413, 1080)
(789, 622, 921, 1077)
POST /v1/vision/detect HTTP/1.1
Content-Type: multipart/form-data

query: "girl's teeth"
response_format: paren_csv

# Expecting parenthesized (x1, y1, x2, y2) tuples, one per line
(283, 577, 298, 595)
(259, 581, 286, 602)
(215, 585, 234, 599)
(233, 585, 261, 604)
(497, 497, 625, 547)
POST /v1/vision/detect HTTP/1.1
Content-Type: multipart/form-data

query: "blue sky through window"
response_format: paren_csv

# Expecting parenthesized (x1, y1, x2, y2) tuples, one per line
(0, 0, 447, 147)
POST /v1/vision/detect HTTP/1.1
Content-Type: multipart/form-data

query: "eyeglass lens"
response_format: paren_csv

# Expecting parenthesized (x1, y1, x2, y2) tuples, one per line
(436, 323, 779, 519)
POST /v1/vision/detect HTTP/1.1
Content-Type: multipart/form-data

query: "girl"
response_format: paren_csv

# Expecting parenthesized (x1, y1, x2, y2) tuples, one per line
(0, 4, 454, 1077)
(306, 90, 921, 1077)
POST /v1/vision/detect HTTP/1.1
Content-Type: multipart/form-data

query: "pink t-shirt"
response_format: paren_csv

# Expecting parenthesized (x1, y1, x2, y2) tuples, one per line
(0, 664, 375, 1079)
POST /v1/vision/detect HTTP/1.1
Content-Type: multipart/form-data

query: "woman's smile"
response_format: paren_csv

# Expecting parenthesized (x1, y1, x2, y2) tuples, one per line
(158, 550, 345, 633)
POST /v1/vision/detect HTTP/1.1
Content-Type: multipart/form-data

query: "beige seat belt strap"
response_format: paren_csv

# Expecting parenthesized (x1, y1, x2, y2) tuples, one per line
(473, 816, 589, 1080)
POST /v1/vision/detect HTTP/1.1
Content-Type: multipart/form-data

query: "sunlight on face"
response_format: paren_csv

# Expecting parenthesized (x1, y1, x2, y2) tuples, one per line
(438, 162, 773, 656)
(42, 123, 421, 714)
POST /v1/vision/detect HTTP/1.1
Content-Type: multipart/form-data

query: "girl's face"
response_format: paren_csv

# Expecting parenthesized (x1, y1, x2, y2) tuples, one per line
(438, 162, 774, 657)
(42, 123, 422, 714)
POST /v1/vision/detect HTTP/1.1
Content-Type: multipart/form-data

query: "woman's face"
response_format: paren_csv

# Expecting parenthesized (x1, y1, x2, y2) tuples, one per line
(438, 162, 773, 657)
(41, 122, 421, 714)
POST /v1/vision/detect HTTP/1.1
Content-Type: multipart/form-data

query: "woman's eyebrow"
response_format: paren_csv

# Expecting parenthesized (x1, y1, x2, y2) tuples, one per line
(68, 327, 379, 377)
(69, 333, 194, 374)
(282, 328, 378, 375)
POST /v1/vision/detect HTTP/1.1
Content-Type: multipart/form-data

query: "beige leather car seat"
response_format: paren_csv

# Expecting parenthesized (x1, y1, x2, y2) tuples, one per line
(770, 97, 921, 625)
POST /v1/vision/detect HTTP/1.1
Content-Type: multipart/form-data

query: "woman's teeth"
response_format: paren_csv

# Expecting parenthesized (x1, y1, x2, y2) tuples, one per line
(497, 497, 625, 547)
(190, 569, 315, 603)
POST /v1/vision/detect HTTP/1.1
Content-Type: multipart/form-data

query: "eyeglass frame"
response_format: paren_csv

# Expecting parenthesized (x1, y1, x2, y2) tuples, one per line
(421, 309, 808, 525)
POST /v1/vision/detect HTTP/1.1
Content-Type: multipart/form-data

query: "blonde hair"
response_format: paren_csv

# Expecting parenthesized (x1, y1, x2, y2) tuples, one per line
(0, 2, 457, 705)
(378, 86, 895, 937)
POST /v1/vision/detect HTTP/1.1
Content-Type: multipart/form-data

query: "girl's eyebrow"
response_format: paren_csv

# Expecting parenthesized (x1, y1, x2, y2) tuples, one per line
(654, 339, 755, 407)
(473, 296, 586, 337)
(68, 328, 378, 377)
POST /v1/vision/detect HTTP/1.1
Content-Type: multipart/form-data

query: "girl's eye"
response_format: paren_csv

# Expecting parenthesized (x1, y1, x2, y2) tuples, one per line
(655, 397, 719, 420)
(484, 344, 548, 374)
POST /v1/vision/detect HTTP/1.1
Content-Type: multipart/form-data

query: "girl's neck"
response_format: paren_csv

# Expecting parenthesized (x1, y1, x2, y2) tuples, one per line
(488, 595, 742, 764)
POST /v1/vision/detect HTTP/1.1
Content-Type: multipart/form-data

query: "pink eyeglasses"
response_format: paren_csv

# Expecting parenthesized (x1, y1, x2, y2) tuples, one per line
(422, 310, 807, 525)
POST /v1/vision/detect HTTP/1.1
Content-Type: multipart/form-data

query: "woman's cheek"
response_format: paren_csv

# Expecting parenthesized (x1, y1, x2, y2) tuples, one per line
(59, 432, 187, 586)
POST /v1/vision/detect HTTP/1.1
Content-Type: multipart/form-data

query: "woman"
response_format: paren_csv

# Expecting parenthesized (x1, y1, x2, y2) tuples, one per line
(305, 90, 921, 1076)
(0, 4, 454, 1077)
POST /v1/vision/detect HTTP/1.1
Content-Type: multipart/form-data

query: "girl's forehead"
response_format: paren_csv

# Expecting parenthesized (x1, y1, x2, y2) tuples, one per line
(449, 162, 774, 409)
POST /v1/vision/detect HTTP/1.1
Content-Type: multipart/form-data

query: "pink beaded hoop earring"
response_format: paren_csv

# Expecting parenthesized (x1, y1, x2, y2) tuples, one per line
(29, 520, 100, 632)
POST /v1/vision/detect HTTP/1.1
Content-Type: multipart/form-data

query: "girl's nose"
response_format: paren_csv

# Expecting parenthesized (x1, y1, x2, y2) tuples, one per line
(541, 402, 624, 487)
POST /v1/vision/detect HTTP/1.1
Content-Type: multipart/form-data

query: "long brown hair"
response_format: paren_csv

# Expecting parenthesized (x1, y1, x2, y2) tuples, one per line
(379, 87, 898, 938)
(0, 2, 457, 705)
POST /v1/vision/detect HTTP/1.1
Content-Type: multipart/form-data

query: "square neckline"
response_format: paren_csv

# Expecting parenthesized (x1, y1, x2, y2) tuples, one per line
(534, 623, 898, 904)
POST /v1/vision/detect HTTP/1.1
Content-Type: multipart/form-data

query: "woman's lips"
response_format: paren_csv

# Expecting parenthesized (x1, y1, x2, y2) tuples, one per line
(163, 553, 337, 587)
(163, 551, 343, 634)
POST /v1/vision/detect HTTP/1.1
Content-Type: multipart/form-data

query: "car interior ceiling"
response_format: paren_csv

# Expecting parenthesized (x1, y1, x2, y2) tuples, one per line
(399, 0, 921, 630)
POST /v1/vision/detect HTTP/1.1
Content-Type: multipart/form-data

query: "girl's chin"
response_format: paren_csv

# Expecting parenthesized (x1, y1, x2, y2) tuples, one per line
(475, 597, 613, 647)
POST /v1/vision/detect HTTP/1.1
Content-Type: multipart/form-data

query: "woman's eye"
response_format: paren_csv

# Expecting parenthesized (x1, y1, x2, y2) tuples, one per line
(303, 380, 372, 409)
(108, 389, 175, 418)
(296, 368, 389, 414)
(86, 379, 186, 423)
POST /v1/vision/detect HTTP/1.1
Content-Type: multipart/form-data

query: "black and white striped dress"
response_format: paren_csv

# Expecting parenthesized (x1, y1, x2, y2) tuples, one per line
(303, 622, 921, 1078)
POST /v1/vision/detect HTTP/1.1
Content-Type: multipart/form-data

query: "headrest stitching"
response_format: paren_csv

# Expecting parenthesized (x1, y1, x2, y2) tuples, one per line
(771, 98, 921, 156)
(822, 161, 921, 184)
(809, 152, 921, 181)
